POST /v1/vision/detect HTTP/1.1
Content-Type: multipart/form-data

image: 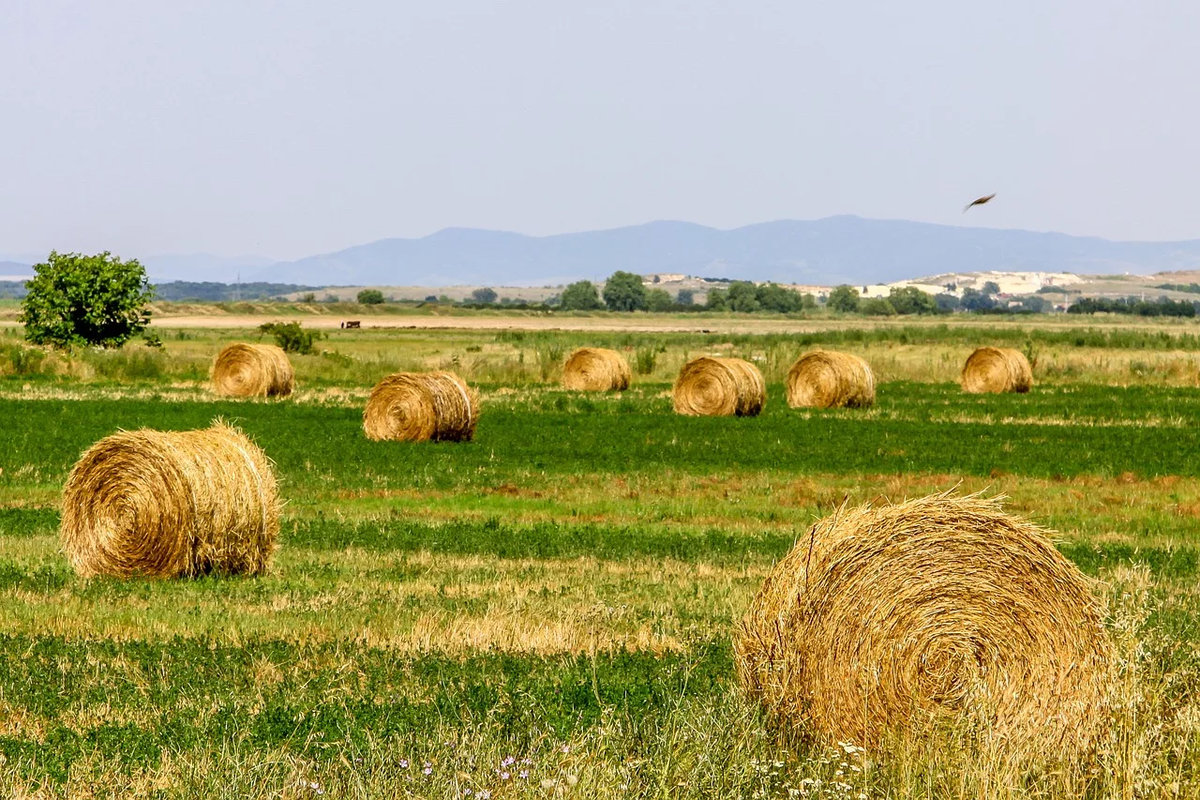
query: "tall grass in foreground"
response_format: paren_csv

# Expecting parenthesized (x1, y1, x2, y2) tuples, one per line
(1, 571, 1196, 798)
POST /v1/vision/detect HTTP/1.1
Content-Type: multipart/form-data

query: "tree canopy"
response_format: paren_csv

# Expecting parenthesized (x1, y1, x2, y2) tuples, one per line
(827, 285, 861, 313)
(560, 280, 604, 310)
(602, 271, 647, 311)
(20, 251, 153, 348)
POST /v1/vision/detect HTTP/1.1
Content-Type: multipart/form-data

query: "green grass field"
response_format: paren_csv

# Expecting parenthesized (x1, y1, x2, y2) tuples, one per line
(1, 318, 1199, 797)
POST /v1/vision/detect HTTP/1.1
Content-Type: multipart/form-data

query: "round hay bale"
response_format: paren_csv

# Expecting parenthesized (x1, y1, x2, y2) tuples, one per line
(363, 371, 480, 442)
(211, 343, 295, 398)
(673, 357, 766, 417)
(60, 423, 280, 579)
(786, 351, 875, 409)
(735, 492, 1112, 754)
(561, 347, 631, 391)
(961, 347, 1032, 394)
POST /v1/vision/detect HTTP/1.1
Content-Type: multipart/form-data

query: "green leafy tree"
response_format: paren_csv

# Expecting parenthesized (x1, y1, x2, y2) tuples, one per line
(726, 281, 761, 312)
(645, 288, 673, 312)
(860, 297, 897, 316)
(887, 286, 938, 315)
(827, 285, 860, 313)
(935, 293, 960, 312)
(560, 280, 603, 310)
(981, 281, 1001, 295)
(705, 289, 728, 311)
(602, 271, 647, 311)
(961, 288, 997, 311)
(357, 289, 385, 305)
(676, 289, 695, 306)
(801, 293, 818, 310)
(20, 251, 153, 348)
(470, 287, 498, 304)
(755, 283, 804, 313)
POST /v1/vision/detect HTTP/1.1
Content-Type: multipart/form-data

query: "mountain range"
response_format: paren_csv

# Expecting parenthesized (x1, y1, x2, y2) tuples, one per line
(250, 217, 1200, 286)
(7, 217, 1200, 286)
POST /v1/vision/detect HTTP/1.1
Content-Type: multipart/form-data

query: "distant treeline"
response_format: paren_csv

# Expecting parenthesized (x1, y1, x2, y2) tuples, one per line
(1068, 297, 1198, 317)
(1155, 283, 1200, 295)
(151, 281, 319, 301)
(0, 281, 28, 299)
(3, 280, 323, 302)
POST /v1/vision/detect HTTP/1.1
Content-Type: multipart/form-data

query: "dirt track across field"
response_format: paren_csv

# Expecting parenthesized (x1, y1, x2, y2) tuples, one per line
(147, 314, 831, 334)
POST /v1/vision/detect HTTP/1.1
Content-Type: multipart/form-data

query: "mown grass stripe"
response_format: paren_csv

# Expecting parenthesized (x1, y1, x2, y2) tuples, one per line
(0, 634, 731, 782)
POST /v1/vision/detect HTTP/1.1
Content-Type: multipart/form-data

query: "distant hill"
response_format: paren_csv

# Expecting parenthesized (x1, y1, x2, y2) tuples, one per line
(0, 261, 31, 279)
(253, 217, 1200, 287)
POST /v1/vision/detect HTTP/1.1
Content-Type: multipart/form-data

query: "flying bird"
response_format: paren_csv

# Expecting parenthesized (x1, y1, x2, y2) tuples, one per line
(963, 193, 996, 212)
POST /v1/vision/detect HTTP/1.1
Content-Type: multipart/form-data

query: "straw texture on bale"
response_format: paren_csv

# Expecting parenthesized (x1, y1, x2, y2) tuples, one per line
(786, 351, 875, 409)
(561, 347, 632, 391)
(60, 423, 280, 579)
(363, 371, 480, 442)
(672, 357, 766, 417)
(735, 492, 1112, 754)
(961, 347, 1032, 394)
(211, 343, 295, 398)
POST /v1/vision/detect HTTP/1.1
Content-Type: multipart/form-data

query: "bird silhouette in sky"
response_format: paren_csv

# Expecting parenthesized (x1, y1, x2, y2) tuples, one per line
(963, 193, 996, 212)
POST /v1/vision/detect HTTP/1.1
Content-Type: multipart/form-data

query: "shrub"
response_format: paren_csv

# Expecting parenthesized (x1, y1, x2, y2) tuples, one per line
(20, 251, 153, 348)
(357, 289, 385, 305)
(635, 347, 658, 375)
(859, 297, 897, 316)
(258, 321, 320, 354)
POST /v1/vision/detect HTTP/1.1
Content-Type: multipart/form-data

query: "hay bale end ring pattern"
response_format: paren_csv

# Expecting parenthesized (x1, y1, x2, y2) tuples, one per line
(735, 492, 1112, 754)
(786, 350, 875, 409)
(211, 343, 295, 398)
(60, 423, 280, 579)
(673, 357, 766, 417)
(363, 371, 480, 442)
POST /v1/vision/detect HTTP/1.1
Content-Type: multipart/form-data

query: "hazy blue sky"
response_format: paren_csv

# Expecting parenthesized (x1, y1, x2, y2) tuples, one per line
(2, 0, 1198, 260)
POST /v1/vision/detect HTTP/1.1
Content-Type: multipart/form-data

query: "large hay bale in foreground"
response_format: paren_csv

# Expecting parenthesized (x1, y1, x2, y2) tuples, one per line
(211, 343, 295, 398)
(363, 371, 480, 442)
(561, 347, 631, 391)
(786, 351, 875, 409)
(60, 423, 280, 579)
(673, 357, 766, 417)
(961, 347, 1032, 394)
(735, 493, 1112, 754)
